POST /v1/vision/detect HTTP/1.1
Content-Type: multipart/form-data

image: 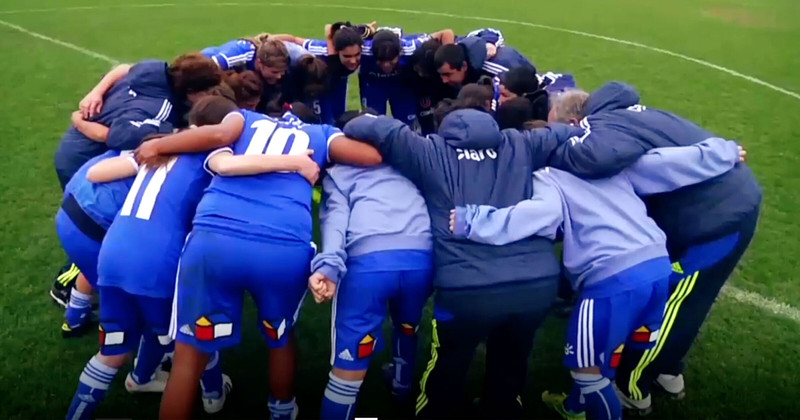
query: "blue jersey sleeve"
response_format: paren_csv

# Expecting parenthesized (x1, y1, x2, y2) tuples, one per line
(107, 101, 174, 150)
(302, 39, 329, 57)
(202, 39, 256, 70)
(464, 28, 505, 47)
(401, 34, 431, 56)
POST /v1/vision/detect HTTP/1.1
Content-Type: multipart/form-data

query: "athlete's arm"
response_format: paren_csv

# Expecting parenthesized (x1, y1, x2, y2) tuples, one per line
(626, 138, 744, 196)
(79, 64, 132, 119)
(431, 29, 456, 44)
(86, 154, 139, 183)
(71, 111, 109, 142)
(207, 149, 320, 183)
(272, 34, 305, 44)
(452, 175, 563, 245)
(342, 114, 440, 186)
(328, 136, 383, 167)
(311, 172, 351, 284)
(134, 113, 245, 166)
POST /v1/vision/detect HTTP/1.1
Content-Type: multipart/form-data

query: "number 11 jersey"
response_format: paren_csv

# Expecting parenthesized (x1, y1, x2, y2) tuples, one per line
(98, 152, 211, 299)
(193, 110, 343, 244)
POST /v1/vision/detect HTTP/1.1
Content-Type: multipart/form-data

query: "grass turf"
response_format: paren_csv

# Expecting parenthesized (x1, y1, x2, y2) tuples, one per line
(0, 0, 799, 418)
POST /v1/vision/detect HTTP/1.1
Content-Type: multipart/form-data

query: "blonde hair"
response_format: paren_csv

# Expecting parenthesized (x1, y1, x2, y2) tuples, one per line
(549, 89, 589, 123)
(256, 39, 289, 71)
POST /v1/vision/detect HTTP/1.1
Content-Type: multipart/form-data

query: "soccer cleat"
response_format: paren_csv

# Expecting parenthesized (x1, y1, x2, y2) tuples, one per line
(50, 263, 80, 307)
(655, 374, 686, 400)
(203, 374, 232, 414)
(541, 391, 586, 420)
(61, 318, 96, 339)
(125, 370, 170, 393)
(614, 385, 653, 416)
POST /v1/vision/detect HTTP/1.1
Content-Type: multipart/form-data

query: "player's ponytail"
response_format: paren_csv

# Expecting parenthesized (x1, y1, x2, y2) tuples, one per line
(223, 70, 263, 110)
(295, 55, 329, 100)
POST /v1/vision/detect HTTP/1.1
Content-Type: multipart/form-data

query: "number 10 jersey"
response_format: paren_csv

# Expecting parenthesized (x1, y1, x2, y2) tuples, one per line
(193, 110, 342, 244)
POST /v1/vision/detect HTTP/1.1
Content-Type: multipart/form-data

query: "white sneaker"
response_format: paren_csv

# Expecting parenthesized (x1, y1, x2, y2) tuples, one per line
(655, 374, 686, 400)
(203, 374, 232, 414)
(614, 384, 653, 416)
(125, 370, 169, 393)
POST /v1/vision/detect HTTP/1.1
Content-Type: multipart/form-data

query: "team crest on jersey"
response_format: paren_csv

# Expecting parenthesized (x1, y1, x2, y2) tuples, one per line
(400, 323, 417, 336)
(632, 326, 659, 344)
(195, 314, 233, 341)
(609, 344, 625, 368)
(358, 334, 376, 359)
(99, 323, 125, 347)
(262, 319, 287, 341)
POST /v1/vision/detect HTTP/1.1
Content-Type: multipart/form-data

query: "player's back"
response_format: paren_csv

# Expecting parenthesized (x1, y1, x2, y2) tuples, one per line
(194, 110, 337, 244)
(98, 152, 210, 298)
(65, 150, 136, 230)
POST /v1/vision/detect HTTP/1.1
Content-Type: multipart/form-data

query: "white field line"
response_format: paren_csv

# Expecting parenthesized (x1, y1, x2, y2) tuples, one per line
(0, 3, 798, 323)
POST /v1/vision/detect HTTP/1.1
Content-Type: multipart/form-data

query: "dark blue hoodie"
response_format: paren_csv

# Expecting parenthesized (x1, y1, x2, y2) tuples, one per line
(459, 36, 536, 84)
(54, 60, 178, 187)
(548, 82, 762, 254)
(344, 109, 584, 289)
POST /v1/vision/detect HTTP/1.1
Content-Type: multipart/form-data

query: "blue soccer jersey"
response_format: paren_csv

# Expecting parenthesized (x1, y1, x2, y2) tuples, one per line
(97, 153, 211, 299)
(64, 150, 136, 230)
(457, 27, 505, 47)
(361, 33, 430, 78)
(202, 39, 257, 71)
(193, 110, 342, 243)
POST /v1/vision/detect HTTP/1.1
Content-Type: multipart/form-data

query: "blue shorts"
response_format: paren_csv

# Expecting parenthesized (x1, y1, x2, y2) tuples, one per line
(55, 209, 101, 287)
(98, 286, 172, 356)
(331, 252, 433, 370)
(565, 260, 670, 378)
(173, 230, 313, 353)
(359, 76, 418, 127)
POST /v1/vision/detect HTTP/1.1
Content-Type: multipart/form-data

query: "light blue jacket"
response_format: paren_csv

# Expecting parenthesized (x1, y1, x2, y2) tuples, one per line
(454, 138, 740, 291)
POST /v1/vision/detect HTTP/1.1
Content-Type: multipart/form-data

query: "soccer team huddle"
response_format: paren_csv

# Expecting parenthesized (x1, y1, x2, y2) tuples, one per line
(51, 18, 762, 420)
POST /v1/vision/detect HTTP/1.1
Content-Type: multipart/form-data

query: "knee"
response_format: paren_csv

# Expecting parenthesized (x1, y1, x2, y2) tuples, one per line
(96, 351, 130, 369)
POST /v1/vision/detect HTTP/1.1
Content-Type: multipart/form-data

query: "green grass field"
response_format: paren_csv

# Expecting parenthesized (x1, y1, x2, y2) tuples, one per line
(1, 0, 799, 418)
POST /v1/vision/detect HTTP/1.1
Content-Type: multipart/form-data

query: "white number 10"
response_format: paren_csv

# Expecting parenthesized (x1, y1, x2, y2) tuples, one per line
(244, 119, 310, 157)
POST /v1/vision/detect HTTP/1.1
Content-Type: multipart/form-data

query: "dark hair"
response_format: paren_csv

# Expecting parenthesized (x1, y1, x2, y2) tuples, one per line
(335, 107, 379, 129)
(169, 53, 223, 97)
(189, 95, 238, 127)
(294, 55, 329, 99)
(372, 30, 402, 62)
(524, 89, 550, 121)
(207, 82, 237, 102)
(333, 27, 364, 51)
(457, 83, 493, 111)
(523, 119, 548, 129)
(224, 71, 263, 107)
(500, 67, 539, 96)
(410, 39, 442, 78)
(433, 44, 466, 71)
(496, 97, 534, 130)
(289, 101, 321, 124)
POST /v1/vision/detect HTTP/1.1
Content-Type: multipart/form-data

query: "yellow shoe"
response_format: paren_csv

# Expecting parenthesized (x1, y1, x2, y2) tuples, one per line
(542, 391, 586, 420)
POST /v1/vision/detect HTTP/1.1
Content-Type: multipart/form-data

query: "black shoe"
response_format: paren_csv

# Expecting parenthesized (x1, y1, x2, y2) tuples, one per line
(50, 263, 80, 308)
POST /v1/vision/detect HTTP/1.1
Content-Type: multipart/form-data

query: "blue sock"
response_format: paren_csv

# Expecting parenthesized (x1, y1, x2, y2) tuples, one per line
(200, 352, 223, 399)
(564, 381, 586, 414)
(66, 356, 118, 420)
(391, 325, 417, 398)
(131, 333, 172, 385)
(269, 395, 298, 420)
(64, 288, 92, 328)
(572, 372, 621, 420)
(320, 372, 362, 420)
